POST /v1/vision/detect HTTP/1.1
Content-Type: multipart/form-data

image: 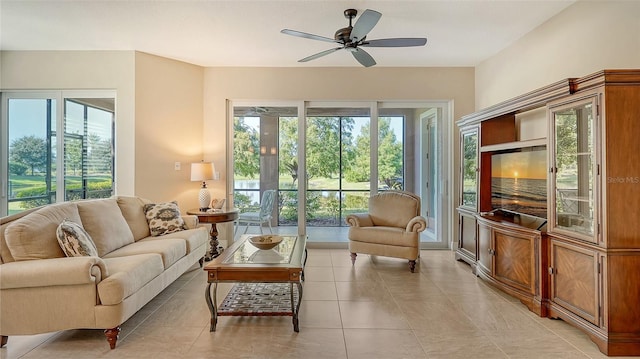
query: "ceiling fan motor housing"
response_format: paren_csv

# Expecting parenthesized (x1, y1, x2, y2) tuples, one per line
(336, 9, 359, 44)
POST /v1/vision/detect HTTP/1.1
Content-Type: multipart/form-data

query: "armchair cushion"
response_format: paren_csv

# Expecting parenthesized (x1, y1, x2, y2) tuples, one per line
(369, 191, 420, 228)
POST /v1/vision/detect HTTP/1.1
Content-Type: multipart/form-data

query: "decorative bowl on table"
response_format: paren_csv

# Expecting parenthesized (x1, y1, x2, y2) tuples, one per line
(248, 235, 283, 250)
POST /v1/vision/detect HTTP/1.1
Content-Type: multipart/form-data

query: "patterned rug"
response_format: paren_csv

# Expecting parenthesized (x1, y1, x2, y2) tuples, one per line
(218, 282, 300, 316)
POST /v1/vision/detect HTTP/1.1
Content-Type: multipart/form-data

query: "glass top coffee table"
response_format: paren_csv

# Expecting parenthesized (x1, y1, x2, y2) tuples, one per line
(203, 234, 307, 332)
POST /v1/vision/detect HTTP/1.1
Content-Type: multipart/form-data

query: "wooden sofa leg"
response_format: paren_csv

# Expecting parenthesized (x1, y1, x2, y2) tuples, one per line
(350, 252, 357, 265)
(409, 260, 416, 273)
(1, 335, 8, 347)
(104, 327, 120, 349)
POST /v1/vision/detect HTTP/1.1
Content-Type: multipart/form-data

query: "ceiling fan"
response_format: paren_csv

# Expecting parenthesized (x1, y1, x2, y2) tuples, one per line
(281, 9, 427, 67)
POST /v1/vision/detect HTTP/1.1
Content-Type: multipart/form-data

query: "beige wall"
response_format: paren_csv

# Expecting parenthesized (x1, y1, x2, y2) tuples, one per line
(134, 52, 204, 208)
(0, 51, 137, 195)
(203, 67, 475, 205)
(476, 0, 640, 108)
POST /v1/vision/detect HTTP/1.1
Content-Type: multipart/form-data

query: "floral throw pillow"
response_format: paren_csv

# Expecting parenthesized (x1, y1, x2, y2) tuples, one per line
(56, 219, 99, 257)
(143, 201, 187, 237)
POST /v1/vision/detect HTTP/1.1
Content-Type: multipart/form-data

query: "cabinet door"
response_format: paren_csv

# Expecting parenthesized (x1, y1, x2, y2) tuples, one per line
(493, 230, 536, 295)
(548, 96, 599, 243)
(460, 128, 479, 210)
(476, 221, 492, 275)
(549, 239, 600, 326)
(457, 211, 477, 262)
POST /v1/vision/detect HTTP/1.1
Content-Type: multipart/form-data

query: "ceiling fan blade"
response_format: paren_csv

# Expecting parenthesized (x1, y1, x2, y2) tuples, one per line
(299, 47, 342, 62)
(350, 9, 381, 42)
(350, 48, 376, 67)
(361, 38, 428, 47)
(281, 29, 337, 43)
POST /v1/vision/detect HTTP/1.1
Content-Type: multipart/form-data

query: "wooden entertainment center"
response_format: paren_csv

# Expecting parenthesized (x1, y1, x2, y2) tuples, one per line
(455, 69, 640, 356)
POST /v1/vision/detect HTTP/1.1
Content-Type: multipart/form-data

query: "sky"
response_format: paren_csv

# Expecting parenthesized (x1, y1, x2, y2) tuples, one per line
(491, 149, 547, 180)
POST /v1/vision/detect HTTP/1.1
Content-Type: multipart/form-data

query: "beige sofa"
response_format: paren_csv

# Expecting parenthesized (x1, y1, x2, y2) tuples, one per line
(346, 191, 427, 272)
(0, 196, 208, 349)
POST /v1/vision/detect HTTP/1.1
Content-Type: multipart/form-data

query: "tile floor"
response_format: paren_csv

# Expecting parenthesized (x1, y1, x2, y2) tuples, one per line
(1, 249, 633, 359)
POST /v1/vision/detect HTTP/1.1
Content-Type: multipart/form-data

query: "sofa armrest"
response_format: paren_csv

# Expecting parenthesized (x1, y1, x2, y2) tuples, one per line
(0, 257, 107, 290)
(345, 213, 374, 227)
(182, 215, 199, 229)
(406, 216, 427, 233)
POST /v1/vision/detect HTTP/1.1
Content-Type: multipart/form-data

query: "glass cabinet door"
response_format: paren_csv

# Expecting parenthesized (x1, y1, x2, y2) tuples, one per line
(460, 128, 479, 209)
(549, 96, 598, 242)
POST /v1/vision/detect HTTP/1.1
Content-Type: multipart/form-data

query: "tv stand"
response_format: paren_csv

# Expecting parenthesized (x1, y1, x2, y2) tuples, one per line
(456, 69, 640, 356)
(475, 212, 547, 316)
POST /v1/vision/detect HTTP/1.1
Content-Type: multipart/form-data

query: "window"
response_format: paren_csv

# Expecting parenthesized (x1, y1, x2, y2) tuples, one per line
(1, 92, 115, 216)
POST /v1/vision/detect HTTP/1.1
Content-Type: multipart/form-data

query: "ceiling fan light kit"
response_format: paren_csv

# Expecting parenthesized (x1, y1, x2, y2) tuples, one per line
(281, 8, 427, 67)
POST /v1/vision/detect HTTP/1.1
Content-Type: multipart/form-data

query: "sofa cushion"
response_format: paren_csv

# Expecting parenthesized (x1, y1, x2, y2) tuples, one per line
(56, 219, 99, 257)
(116, 196, 152, 241)
(4, 202, 81, 261)
(139, 227, 208, 254)
(77, 199, 135, 257)
(143, 201, 187, 237)
(103, 238, 186, 269)
(98, 254, 164, 305)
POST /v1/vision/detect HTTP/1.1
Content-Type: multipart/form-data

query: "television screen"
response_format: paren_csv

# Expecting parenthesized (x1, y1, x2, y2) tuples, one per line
(491, 147, 547, 219)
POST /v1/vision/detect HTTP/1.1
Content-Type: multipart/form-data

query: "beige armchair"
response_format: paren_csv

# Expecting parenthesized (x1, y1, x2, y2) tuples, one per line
(346, 191, 427, 272)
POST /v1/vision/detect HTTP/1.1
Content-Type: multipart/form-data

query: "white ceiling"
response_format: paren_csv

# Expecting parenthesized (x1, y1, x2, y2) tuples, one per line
(0, 0, 575, 68)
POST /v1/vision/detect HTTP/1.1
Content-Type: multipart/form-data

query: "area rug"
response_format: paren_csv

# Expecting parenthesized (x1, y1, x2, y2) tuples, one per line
(217, 282, 300, 316)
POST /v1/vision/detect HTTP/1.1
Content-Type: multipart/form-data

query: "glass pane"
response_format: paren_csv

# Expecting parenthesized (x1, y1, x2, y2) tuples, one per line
(233, 106, 297, 227)
(342, 116, 371, 190)
(306, 116, 341, 190)
(85, 106, 114, 198)
(462, 131, 478, 207)
(554, 102, 594, 236)
(306, 107, 370, 227)
(341, 191, 369, 224)
(377, 116, 404, 190)
(233, 115, 260, 209)
(278, 190, 298, 225)
(64, 99, 114, 201)
(224, 235, 298, 264)
(278, 116, 298, 190)
(7, 98, 55, 214)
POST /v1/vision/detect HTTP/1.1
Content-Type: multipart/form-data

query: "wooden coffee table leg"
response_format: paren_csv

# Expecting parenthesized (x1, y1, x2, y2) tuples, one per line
(291, 281, 303, 332)
(204, 223, 221, 261)
(205, 282, 218, 332)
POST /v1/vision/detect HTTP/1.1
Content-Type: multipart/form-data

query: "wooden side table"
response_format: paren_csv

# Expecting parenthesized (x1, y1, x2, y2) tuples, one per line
(187, 208, 239, 261)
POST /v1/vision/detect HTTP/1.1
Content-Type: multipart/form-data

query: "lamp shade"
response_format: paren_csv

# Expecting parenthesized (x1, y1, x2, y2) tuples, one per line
(190, 162, 215, 182)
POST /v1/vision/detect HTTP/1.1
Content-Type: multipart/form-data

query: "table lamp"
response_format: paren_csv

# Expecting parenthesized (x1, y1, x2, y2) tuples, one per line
(191, 162, 215, 211)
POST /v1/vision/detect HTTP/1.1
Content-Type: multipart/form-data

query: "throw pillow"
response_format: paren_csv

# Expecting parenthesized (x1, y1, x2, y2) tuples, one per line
(143, 201, 187, 237)
(56, 219, 99, 257)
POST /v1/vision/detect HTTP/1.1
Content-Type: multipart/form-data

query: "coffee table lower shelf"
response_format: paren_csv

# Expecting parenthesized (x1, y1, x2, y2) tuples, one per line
(206, 282, 303, 332)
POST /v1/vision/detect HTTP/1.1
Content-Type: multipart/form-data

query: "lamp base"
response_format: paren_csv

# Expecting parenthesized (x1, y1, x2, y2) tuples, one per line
(199, 187, 211, 212)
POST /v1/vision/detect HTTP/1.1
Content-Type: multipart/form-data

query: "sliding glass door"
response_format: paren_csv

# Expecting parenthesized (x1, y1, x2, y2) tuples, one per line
(230, 101, 450, 247)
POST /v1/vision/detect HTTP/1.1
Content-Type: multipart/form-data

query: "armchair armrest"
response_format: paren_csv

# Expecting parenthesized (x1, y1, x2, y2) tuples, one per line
(0, 256, 107, 290)
(181, 215, 199, 229)
(345, 213, 374, 227)
(406, 216, 427, 233)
